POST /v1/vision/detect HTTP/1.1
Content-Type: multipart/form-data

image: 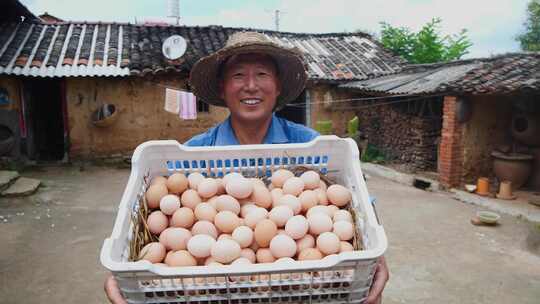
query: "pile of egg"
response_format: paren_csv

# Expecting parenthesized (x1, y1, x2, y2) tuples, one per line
(139, 169, 357, 269)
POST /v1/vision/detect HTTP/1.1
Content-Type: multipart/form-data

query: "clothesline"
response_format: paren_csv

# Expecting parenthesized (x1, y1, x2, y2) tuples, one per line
(144, 79, 444, 112)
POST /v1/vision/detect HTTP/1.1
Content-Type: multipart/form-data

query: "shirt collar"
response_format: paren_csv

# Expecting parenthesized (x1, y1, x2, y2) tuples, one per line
(215, 114, 289, 145)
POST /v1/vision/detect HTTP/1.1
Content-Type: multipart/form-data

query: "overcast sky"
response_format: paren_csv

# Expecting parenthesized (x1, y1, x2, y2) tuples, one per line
(21, 0, 530, 59)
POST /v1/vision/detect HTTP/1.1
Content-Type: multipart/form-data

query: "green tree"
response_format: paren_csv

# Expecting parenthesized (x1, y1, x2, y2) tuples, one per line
(380, 18, 472, 64)
(517, 0, 540, 51)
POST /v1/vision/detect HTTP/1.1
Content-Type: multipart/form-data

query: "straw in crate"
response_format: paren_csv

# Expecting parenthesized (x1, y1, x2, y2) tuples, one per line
(100, 135, 387, 303)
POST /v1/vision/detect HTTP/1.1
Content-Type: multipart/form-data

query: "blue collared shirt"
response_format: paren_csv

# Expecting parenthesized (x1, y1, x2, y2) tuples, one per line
(184, 114, 319, 146)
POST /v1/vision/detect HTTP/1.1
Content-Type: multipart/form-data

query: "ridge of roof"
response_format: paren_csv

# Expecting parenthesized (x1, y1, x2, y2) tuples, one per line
(6, 20, 374, 39)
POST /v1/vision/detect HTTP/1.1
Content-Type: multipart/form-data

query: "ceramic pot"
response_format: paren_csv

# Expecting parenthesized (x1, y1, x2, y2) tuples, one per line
(491, 151, 533, 190)
(512, 112, 540, 147)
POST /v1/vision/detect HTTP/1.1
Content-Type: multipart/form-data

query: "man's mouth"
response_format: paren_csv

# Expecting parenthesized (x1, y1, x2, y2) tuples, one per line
(240, 99, 262, 105)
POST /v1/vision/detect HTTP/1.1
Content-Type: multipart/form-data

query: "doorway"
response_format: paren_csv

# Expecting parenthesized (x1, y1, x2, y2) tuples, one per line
(23, 79, 65, 161)
(276, 90, 307, 125)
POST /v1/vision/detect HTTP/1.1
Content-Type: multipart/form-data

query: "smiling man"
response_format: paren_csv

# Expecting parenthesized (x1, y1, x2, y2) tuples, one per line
(105, 31, 388, 304)
(184, 32, 318, 146)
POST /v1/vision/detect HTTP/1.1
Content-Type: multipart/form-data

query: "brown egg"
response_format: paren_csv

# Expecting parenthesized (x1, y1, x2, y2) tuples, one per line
(250, 178, 266, 188)
(270, 188, 284, 208)
(333, 210, 353, 223)
(250, 185, 273, 209)
(277, 194, 302, 215)
(165, 250, 197, 267)
(191, 220, 218, 239)
(307, 213, 333, 235)
(138, 242, 166, 263)
(319, 180, 328, 191)
(300, 171, 321, 190)
(254, 219, 278, 247)
(222, 172, 244, 187)
(326, 185, 352, 207)
(159, 227, 191, 251)
(316, 232, 341, 255)
(147, 211, 169, 235)
(218, 233, 233, 241)
(315, 188, 329, 205)
(299, 190, 318, 213)
(271, 169, 294, 188)
(244, 207, 268, 229)
(187, 172, 205, 190)
(240, 248, 257, 263)
(340, 241, 354, 253)
(256, 248, 276, 263)
(240, 204, 258, 218)
(282, 177, 304, 196)
(197, 178, 218, 198)
(268, 205, 294, 227)
(215, 178, 226, 195)
(226, 178, 253, 199)
(215, 195, 241, 215)
(180, 189, 202, 210)
(170, 207, 195, 228)
(210, 239, 241, 264)
(166, 173, 188, 194)
(159, 194, 181, 215)
(296, 234, 315, 254)
(214, 211, 241, 233)
(206, 196, 219, 209)
(151, 176, 168, 186)
(298, 247, 324, 261)
(327, 205, 340, 215)
(333, 221, 354, 241)
(269, 234, 297, 258)
(194, 202, 217, 222)
(146, 184, 168, 209)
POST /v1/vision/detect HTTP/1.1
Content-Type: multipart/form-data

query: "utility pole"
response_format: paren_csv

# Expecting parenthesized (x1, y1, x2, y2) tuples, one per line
(266, 9, 285, 31)
(275, 10, 281, 31)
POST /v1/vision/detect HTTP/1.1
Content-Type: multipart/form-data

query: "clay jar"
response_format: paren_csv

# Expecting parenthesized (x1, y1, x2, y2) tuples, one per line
(491, 151, 533, 190)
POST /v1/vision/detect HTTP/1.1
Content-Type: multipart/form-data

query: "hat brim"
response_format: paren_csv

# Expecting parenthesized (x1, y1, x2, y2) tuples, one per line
(189, 42, 307, 110)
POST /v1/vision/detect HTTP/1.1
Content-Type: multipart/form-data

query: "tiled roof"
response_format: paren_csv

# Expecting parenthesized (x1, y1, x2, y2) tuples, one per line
(442, 53, 540, 94)
(340, 53, 540, 95)
(0, 21, 404, 79)
(340, 61, 481, 95)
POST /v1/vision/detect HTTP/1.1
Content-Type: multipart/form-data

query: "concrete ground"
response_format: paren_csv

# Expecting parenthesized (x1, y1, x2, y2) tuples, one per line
(0, 165, 539, 303)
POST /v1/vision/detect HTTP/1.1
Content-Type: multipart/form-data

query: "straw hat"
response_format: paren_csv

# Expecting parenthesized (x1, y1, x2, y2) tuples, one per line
(189, 31, 307, 110)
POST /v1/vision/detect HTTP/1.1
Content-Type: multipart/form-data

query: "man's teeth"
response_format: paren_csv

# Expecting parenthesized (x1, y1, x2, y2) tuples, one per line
(241, 99, 261, 105)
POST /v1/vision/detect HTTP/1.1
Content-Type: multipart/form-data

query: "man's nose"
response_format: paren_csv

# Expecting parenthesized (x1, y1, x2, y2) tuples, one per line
(244, 74, 258, 91)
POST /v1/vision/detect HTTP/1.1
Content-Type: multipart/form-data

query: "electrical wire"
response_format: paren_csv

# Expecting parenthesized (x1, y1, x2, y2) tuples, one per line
(285, 94, 445, 110)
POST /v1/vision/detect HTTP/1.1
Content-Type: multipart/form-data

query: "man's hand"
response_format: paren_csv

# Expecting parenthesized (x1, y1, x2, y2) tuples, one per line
(365, 256, 389, 304)
(104, 275, 127, 304)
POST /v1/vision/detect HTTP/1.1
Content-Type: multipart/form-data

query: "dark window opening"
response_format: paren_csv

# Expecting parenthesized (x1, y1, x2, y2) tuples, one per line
(276, 90, 306, 125)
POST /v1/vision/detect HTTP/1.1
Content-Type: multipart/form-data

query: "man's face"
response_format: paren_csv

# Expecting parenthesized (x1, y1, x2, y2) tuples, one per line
(220, 53, 281, 123)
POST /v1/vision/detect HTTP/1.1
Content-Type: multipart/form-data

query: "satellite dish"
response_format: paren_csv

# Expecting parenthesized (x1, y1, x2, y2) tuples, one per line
(162, 35, 187, 60)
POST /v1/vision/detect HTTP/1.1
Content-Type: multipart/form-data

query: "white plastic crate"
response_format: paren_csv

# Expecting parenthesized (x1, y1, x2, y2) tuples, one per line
(100, 135, 387, 304)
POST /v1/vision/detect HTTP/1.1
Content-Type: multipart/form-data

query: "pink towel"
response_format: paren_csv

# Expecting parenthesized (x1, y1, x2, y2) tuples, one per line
(179, 90, 197, 120)
(164, 88, 197, 120)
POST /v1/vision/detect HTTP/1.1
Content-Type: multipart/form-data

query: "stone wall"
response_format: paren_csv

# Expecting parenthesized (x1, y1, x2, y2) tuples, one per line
(307, 85, 443, 171)
(354, 98, 443, 171)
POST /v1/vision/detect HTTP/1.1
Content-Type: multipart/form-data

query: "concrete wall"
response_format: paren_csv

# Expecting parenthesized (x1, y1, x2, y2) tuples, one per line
(461, 95, 513, 183)
(66, 74, 229, 158)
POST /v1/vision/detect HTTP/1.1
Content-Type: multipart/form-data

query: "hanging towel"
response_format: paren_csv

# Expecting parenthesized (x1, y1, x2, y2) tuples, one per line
(164, 88, 180, 114)
(179, 90, 197, 120)
(164, 88, 197, 120)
